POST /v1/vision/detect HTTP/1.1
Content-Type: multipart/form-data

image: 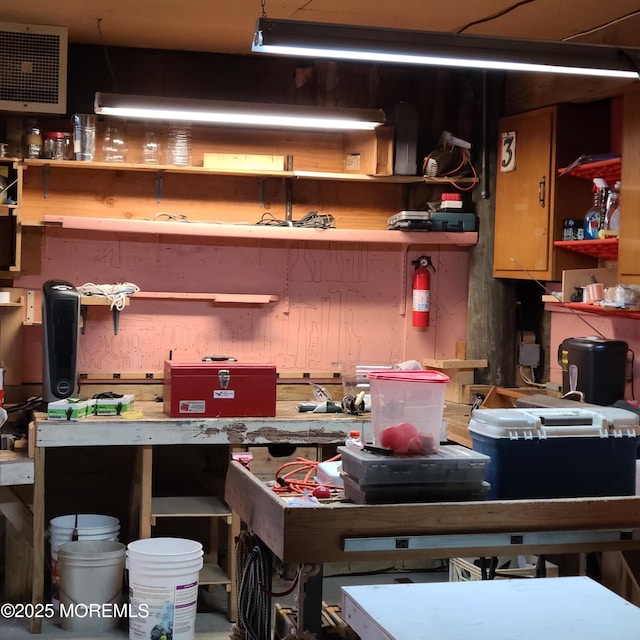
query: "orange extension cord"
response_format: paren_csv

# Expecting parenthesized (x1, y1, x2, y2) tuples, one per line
(271, 454, 343, 494)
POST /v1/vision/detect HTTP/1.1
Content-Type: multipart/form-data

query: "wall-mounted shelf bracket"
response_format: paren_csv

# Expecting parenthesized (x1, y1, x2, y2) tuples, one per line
(154, 170, 164, 203)
(80, 297, 129, 335)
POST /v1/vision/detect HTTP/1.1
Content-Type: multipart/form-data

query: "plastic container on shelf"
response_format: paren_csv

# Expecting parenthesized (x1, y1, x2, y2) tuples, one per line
(345, 430, 363, 448)
(367, 369, 449, 453)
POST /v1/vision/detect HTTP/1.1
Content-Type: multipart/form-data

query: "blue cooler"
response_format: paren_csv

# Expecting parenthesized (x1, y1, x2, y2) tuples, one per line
(469, 407, 640, 500)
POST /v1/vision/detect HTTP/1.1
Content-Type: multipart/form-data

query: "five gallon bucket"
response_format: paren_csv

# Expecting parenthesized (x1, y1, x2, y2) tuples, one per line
(127, 537, 203, 640)
(57, 540, 126, 633)
(49, 514, 120, 608)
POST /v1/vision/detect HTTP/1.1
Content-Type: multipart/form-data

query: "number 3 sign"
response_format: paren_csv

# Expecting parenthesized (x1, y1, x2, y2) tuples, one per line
(500, 131, 516, 172)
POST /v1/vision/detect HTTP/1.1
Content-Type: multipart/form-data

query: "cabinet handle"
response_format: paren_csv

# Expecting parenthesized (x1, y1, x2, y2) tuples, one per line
(539, 176, 546, 208)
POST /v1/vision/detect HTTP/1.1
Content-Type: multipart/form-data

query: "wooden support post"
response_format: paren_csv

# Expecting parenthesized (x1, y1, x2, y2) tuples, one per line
(138, 446, 153, 539)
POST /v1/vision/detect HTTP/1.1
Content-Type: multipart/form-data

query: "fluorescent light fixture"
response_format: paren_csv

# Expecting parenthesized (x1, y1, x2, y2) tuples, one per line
(94, 92, 385, 131)
(252, 18, 640, 79)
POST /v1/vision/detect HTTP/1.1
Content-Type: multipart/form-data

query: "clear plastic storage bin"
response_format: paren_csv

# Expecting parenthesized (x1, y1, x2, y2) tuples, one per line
(367, 370, 449, 453)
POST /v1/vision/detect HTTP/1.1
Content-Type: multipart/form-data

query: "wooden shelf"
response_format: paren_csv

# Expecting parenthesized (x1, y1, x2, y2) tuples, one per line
(40, 215, 478, 247)
(200, 557, 232, 586)
(554, 238, 618, 260)
(24, 158, 476, 185)
(132, 291, 279, 304)
(546, 301, 640, 319)
(150, 496, 231, 519)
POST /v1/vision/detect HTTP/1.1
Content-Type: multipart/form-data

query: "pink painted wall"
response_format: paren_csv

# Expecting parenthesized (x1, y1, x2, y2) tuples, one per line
(548, 305, 640, 401)
(15, 228, 471, 382)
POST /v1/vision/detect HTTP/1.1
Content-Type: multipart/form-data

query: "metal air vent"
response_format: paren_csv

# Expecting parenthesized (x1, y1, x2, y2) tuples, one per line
(0, 22, 68, 113)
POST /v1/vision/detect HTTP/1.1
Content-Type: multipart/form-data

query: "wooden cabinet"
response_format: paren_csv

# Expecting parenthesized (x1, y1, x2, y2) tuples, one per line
(493, 103, 610, 280)
(619, 85, 640, 283)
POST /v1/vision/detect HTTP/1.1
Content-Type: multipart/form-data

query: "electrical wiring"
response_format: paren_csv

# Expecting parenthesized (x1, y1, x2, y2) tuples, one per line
(255, 210, 335, 228)
(518, 366, 547, 388)
(272, 455, 342, 494)
(232, 530, 272, 640)
(421, 146, 479, 191)
(562, 9, 640, 42)
(77, 282, 140, 311)
(455, 0, 536, 33)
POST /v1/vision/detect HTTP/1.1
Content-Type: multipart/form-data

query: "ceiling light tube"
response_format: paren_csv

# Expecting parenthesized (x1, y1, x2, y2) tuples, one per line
(252, 18, 640, 79)
(94, 92, 385, 130)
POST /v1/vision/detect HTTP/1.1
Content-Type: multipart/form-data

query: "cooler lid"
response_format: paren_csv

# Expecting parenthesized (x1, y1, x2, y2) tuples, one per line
(367, 370, 450, 383)
(468, 407, 640, 439)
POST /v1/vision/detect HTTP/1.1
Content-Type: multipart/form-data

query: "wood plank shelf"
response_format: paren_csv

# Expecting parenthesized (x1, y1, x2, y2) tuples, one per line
(133, 291, 279, 304)
(24, 158, 476, 185)
(150, 495, 231, 520)
(555, 302, 640, 319)
(40, 215, 478, 247)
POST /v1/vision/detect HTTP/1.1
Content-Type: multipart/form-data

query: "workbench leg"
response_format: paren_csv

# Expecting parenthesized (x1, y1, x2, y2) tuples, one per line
(302, 564, 323, 636)
(138, 446, 153, 539)
(30, 446, 45, 634)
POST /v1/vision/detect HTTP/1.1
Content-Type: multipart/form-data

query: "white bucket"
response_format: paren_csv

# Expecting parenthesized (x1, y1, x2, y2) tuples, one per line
(57, 540, 126, 633)
(49, 514, 120, 608)
(127, 537, 203, 640)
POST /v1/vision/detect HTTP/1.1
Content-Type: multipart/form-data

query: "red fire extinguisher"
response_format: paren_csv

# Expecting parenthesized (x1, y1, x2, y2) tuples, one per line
(412, 255, 435, 327)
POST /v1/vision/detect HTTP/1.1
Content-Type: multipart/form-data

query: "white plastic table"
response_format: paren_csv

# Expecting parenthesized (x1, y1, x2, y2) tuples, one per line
(341, 576, 640, 640)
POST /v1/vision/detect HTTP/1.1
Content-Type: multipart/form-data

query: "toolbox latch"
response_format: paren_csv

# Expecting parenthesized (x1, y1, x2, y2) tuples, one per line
(218, 369, 230, 389)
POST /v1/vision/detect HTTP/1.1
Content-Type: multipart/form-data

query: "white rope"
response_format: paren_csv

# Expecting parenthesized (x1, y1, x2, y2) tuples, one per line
(77, 282, 140, 311)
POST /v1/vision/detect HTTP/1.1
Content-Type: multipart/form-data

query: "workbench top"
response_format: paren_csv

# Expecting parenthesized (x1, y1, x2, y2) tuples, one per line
(34, 400, 372, 447)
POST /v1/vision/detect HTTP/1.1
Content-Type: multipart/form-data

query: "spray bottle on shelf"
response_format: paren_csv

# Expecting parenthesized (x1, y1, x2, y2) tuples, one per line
(583, 178, 609, 240)
(604, 181, 621, 234)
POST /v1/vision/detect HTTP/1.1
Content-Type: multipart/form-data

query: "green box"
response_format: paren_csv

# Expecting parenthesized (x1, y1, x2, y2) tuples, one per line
(47, 399, 96, 421)
(94, 394, 135, 416)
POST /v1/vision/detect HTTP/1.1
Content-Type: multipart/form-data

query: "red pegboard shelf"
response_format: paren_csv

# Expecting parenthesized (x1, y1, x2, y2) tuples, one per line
(554, 238, 618, 261)
(561, 302, 640, 319)
(558, 157, 621, 183)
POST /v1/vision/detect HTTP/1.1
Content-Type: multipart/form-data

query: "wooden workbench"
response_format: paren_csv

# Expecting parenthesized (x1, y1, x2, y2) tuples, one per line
(225, 459, 640, 633)
(30, 400, 370, 632)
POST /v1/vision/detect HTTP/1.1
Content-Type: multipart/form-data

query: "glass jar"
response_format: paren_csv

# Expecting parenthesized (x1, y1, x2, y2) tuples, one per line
(25, 126, 42, 158)
(102, 126, 128, 162)
(43, 132, 71, 160)
(166, 126, 192, 166)
(141, 131, 162, 164)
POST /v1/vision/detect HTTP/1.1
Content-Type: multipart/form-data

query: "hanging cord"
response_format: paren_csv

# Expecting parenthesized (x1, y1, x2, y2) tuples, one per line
(76, 282, 140, 311)
(421, 146, 479, 191)
(231, 531, 273, 640)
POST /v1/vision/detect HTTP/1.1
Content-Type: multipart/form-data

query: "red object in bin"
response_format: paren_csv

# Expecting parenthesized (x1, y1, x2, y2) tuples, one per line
(163, 361, 277, 418)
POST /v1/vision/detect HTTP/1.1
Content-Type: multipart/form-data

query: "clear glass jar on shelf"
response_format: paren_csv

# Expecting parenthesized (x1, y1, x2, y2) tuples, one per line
(102, 126, 128, 162)
(25, 125, 42, 159)
(43, 132, 72, 160)
(141, 131, 162, 164)
(166, 126, 192, 166)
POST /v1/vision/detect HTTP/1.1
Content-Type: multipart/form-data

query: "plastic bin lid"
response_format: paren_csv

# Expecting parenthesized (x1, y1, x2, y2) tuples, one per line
(367, 370, 450, 383)
(468, 407, 640, 439)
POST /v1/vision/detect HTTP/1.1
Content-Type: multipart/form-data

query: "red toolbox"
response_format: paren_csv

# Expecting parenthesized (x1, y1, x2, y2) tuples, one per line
(163, 361, 277, 418)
